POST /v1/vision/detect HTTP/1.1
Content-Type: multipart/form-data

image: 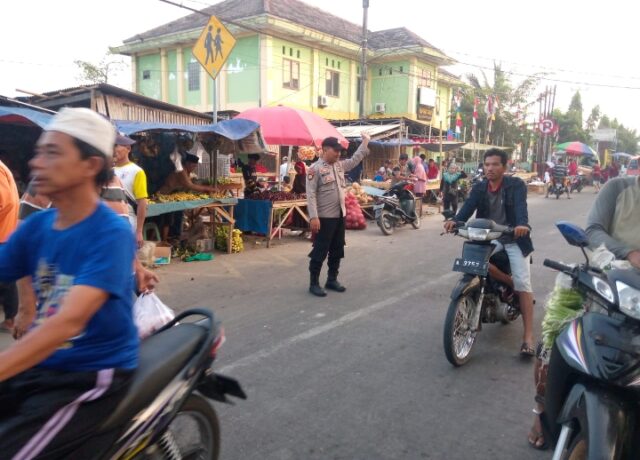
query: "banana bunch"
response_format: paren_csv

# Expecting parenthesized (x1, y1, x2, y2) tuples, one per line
(215, 227, 244, 253)
(217, 177, 235, 185)
(154, 192, 211, 203)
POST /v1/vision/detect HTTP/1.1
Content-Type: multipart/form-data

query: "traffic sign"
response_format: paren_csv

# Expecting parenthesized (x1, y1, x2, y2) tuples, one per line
(538, 118, 557, 134)
(192, 16, 236, 80)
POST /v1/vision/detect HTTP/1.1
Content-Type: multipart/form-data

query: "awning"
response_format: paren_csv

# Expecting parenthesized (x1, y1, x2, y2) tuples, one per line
(336, 124, 399, 140)
(114, 118, 260, 140)
(422, 141, 466, 152)
(461, 143, 514, 151)
(0, 106, 53, 128)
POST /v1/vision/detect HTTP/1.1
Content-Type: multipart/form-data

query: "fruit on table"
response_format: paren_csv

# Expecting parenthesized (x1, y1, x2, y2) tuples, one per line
(246, 191, 306, 202)
(149, 192, 228, 204)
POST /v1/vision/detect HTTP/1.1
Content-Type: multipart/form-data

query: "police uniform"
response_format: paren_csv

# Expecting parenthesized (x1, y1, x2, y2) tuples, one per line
(306, 141, 369, 294)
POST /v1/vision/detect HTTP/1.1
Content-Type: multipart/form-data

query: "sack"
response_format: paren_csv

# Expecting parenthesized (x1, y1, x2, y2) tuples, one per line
(133, 293, 175, 339)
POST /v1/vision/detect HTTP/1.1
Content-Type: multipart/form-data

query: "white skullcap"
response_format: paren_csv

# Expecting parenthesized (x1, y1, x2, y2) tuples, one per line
(46, 108, 116, 159)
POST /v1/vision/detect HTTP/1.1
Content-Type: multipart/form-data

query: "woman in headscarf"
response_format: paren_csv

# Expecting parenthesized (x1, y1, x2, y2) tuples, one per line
(440, 163, 467, 214)
(412, 156, 427, 197)
(292, 161, 306, 194)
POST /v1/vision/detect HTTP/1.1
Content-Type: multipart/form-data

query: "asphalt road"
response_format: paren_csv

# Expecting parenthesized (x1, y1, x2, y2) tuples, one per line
(150, 188, 595, 460)
(0, 187, 597, 459)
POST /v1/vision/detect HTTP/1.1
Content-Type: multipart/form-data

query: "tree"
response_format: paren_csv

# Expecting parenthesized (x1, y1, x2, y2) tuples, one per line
(74, 51, 125, 85)
(598, 115, 611, 129)
(616, 124, 639, 154)
(585, 105, 600, 132)
(554, 90, 590, 143)
(461, 63, 543, 149)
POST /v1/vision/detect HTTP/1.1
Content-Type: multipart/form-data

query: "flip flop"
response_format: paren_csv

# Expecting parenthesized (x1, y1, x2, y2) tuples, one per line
(520, 343, 536, 357)
(528, 429, 548, 450)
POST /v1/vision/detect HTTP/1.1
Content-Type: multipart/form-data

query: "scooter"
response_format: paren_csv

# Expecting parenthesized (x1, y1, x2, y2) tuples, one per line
(549, 177, 570, 199)
(49, 308, 246, 459)
(442, 215, 521, 366)
(540, 222, 640, 459)
(569, 174, 586, 193)
(374, 181, 420, 235)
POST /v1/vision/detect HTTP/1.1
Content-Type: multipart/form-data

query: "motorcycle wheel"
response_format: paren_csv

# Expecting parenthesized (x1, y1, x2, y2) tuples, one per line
(377, 210, 395, 235)
(556, 189, 561, 199)
(443, 294, 478, 366)
(151, 394, 221, 460)
(410, 213, 421, 229)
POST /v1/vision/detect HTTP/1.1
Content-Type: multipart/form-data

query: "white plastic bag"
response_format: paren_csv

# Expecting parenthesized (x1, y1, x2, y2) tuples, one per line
(133, 293, 175, 339)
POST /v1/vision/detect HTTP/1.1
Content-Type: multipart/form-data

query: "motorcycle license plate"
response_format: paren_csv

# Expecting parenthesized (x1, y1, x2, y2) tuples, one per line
(453, 258, 489, 275)
(452, 243, 493, 275)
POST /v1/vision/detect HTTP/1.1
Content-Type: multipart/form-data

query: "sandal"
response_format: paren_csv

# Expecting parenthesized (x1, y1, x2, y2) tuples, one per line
(520, 343, 535, 357)
(528, 414, 548, 450)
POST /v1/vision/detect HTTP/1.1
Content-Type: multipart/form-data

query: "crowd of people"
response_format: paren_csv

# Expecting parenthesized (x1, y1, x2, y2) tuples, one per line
(0, 107, 637, 457)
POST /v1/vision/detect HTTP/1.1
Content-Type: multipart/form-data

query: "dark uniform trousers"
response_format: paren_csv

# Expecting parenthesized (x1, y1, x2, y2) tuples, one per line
(308, 215, 345, 277)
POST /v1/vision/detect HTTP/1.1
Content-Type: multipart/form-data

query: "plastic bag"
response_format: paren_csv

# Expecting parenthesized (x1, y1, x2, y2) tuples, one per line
(134, 293, 175, 339)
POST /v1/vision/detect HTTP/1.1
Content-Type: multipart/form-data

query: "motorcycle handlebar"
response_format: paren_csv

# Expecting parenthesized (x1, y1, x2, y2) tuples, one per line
(543, 259, 573, 273)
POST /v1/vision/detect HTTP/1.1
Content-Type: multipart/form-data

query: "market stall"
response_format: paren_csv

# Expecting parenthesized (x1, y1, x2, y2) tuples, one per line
(235, 192, 309, 247)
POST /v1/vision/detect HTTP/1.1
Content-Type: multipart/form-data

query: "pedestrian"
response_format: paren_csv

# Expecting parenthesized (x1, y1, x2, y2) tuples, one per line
(440, 163, 467, 214)
(412, 156, 427, 197)
(0, 108, 138, 457)
(427, 158, 440, 179)
(398, 153, 411, 180)
(280, 156, 289, 181)
(292, 161, 306, 194)
(113, 134, 148, 247)
(0, 157, 19, 331)
(384, 159, 393, 179)
(592, 163, 602, 192)
(306, 133, 370, 296)
(444, 148, 536, 357)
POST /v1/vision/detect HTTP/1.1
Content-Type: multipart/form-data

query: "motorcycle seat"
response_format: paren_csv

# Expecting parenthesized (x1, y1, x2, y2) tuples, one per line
(100, 323, 207, 431)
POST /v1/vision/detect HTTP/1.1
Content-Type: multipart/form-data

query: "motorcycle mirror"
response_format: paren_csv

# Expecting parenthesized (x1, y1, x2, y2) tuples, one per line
(556, 221, 590, 248)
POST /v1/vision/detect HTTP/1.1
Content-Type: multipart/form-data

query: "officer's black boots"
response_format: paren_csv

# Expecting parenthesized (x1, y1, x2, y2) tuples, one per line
(309, 272, 327, 297)
(325, 259, 346, 292)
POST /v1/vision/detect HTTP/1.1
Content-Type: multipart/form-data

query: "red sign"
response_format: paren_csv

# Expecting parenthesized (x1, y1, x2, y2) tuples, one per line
(538, 118, 557, 134)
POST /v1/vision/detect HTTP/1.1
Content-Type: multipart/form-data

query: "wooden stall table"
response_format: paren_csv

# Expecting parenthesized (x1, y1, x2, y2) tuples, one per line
(424, 179, 442, 213)
(147, 197, 238, 255)
(214, 182, 242, 197)
(234, 198, 309, 248)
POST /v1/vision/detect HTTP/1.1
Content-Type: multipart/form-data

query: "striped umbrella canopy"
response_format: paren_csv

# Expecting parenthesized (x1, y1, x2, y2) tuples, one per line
(555, 141, 596, 156)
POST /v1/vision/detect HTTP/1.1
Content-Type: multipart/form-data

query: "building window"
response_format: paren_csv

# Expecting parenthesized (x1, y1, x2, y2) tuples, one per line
(142, 70, 151, 80)
(283, 58, 300, 90)
(337, 61, 341, 70)
(378, 68, 382, 76)
(326, 70, 340, 97)
(389, 67, 393, 75)
(419, 68, 432, 88)
(399, 66, 403, 73)
(297, 50, 300, 59)
(188, 61, 200, 91)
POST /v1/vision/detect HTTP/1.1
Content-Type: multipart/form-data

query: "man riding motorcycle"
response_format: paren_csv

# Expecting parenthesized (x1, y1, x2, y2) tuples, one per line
(444, 148, 536, 357)
(545, 158, 571, 199)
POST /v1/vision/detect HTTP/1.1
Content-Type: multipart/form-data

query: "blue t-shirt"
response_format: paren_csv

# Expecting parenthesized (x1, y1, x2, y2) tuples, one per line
(0, 202, 139, 371)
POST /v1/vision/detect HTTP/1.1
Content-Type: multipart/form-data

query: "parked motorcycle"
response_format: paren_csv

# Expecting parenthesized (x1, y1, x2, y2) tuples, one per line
(442, 215, 521, 366)
(569, 174, 586, 193)
(51, 308, 246, 459)
(540, 222, 640, 459)
(374, 181, 420, 235)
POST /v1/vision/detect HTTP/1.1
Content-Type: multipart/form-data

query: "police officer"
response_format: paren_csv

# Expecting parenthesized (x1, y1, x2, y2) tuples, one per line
(306, 133, 370, 296)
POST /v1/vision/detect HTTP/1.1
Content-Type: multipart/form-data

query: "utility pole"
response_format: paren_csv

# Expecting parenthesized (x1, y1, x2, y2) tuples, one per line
(358, 0, 369, 119)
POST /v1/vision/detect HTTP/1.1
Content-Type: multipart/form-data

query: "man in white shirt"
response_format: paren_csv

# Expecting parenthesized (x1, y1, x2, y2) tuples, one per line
(113, 134, 148, 247)
(280, 156, 289, 182)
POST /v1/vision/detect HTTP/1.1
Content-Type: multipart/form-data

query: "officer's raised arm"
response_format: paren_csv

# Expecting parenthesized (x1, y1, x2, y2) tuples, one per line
(340, 132, 371, 172)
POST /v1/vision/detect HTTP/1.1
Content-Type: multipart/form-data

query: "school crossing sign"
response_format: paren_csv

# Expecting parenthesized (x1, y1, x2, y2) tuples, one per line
(192, 16, 236, 80)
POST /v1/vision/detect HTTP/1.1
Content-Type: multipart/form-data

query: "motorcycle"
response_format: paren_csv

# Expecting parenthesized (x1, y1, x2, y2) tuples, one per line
(569, 174, 586, 193)
(549, 177, 570, 199)
(51, 308, 246, 459)
(442, 215, 521, 366)
(374, 181, 420, 235)
(540, 222, 640, 459)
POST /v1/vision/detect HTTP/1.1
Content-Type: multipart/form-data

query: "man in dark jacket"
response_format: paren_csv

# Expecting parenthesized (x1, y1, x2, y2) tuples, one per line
(444, 148, 535, 356)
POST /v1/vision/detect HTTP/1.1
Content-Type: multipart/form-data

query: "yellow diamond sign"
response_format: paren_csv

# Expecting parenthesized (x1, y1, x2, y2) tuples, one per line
(192, 16, 236, 80)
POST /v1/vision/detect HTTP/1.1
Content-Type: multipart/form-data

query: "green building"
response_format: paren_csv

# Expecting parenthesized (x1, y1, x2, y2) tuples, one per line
(112, 0, 461, 129)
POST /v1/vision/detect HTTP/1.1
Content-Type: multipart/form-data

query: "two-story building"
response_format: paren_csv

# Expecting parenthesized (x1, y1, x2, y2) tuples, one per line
(112, 0, 461, 130)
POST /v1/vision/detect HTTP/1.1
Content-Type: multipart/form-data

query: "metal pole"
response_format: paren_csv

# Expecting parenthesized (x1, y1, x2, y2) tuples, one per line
(358, 0, 369, 119)
(212, 77, 218, 124)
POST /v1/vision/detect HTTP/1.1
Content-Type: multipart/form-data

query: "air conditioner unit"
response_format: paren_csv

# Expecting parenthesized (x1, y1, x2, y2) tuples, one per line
(374, 102, 386, 113)
(317, 95, 328, 108)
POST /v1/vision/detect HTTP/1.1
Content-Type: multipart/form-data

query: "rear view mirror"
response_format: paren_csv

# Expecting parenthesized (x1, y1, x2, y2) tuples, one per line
(556, 221, 590, 248)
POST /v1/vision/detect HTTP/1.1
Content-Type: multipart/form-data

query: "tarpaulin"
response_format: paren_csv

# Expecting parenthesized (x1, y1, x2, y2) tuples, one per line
(114, 118, 260, 140)
(234, 199, 272, 234)
(0, 106, 53, 128)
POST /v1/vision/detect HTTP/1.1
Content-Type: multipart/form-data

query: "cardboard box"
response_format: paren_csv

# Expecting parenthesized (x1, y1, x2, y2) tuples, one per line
(153, 245, 172, 265)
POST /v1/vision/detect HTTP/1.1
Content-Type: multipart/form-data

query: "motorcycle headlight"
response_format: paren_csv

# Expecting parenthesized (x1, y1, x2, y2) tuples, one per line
(616, 281, 640, 320)
(593, 277, 615, 304)
(467, 228, 490, 241)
